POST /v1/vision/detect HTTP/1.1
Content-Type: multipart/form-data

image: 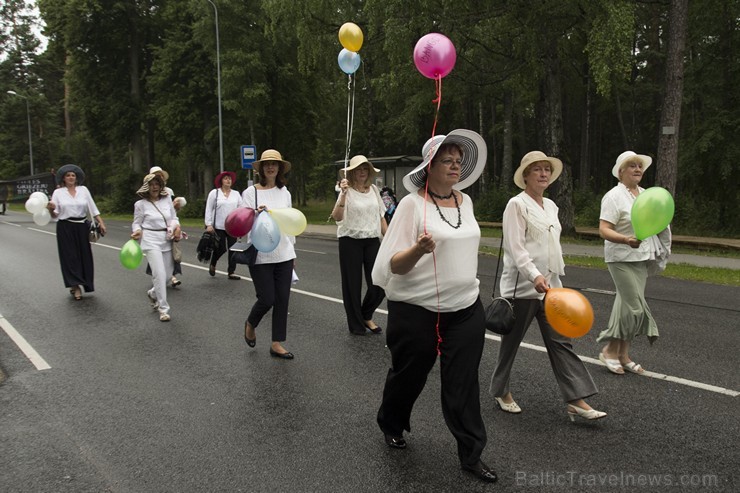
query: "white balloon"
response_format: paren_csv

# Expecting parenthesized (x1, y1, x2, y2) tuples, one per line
(174, 197, 187, 208)
(25, 196, 45, 214)
(29, 191, 49, 207)
(33, 209, 51, 226)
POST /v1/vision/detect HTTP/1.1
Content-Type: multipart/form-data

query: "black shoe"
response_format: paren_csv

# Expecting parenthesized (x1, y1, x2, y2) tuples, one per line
(209, 265, 216, 277)
(384, 434, 406, 449)
(367, 326, 383, 334)
(269, 348, 294, 359)
(461, 461, 498, 483)
(244, 321, 256, 348)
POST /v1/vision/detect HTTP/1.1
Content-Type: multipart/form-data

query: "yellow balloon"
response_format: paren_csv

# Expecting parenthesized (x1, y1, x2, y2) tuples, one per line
(339, 22, 363, 52)
(268, 208, 307, 236)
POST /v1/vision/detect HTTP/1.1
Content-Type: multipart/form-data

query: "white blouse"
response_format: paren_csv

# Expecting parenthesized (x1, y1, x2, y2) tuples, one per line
(600, 183, 651, 263)
(336, 185, 386, 239)
(50, 186, 100, 220)
(241, 185, 296, 265)
(205, 188, 242, 230)
(500, 193, 564, 300)
(372, 192, 480, 312)
(132, 197, 179, 252)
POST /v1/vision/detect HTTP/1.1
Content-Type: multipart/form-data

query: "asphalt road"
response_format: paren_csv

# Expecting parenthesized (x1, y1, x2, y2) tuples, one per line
(1, 213, 738, 492)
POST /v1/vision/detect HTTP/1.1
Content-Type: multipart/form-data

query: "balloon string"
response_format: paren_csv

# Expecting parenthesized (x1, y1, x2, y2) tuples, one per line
(343, 74, 356, 178)
(425, 74, 444, 355)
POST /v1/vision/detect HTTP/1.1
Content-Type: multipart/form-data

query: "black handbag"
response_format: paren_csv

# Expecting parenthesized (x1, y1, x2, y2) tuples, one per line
(196, 231, 216, 263)
(232, 243, 257, 266)
(484, 235, 518, 335)
(87, 219, 102, 243)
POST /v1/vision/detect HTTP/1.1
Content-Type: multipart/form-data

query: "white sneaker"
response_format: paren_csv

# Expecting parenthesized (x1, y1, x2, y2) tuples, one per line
(159, 313, 171, 322)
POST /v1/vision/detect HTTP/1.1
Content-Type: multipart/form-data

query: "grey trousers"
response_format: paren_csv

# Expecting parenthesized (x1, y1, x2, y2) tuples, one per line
(490, 298, 598, 403)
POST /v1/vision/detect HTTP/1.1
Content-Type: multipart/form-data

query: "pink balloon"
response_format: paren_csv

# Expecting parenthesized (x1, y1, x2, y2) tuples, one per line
(225, 208, 255, 238)
(413, 33, 457, 79)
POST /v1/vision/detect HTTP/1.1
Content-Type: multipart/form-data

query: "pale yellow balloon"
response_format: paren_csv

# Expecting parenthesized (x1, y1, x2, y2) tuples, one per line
(268, 208, 307, 236)
(339, 22, 363, 52)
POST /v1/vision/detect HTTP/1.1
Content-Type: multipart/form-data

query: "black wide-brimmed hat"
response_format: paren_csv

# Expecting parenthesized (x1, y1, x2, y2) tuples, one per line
(56, 164, 85, 185)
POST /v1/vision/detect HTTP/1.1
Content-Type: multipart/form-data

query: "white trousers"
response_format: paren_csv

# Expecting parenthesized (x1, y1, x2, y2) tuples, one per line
(145, 249, 174, 314)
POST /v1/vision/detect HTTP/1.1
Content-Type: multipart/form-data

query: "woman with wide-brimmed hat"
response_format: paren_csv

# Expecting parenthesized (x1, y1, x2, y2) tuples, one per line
(331, 155, 388, 335)
(204, 170, 242, 279)
(371, 130, 497, 483)
(490, 151, 605, 423)
(596, 151, 670, 375)
(46, 164, 107, 300)
(131, 173, 181, 322)
(241, 149, 297, 359)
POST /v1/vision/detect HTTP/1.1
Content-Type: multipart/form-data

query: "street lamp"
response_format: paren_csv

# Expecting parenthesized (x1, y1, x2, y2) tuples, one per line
(7, 90, 34, 176)
(205, 0, 224, 174)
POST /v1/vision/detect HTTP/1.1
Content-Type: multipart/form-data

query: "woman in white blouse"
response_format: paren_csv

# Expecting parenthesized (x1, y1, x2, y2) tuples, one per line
(596, 151, 669, 375)
(371, 130, 497, 484)
(490, 151, 605, 422)
(241, 149, 297, 359)
(47, 164, 107, 301)
(204, 171, 242, 279)
(331, 155, 387, 335)
(131, 174, 181, 322)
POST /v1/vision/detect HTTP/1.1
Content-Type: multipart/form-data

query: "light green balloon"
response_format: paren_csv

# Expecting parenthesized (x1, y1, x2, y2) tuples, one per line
(120, 239, 143, 270)
(631, 187, 675, 240)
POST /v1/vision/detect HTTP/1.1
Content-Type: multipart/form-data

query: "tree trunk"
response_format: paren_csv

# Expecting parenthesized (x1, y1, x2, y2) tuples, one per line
(579, 66, 591, 190)
(538, 41, 575, 235)
(128, 5, 143, 174)
(64, 54, 72, 144)
(656, 0, 688, 196)
(502, 90, 514, 189)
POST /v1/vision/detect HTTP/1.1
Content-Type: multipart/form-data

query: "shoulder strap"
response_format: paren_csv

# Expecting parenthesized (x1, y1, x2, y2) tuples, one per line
(150, 200, 169, 229)
(492, 234, 519, 300)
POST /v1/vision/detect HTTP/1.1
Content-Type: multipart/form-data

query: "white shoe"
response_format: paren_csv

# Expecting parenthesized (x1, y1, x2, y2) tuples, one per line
(159, 313, 171, 322)
(495, 397, 522, 414)
(567, 405, 607, 422)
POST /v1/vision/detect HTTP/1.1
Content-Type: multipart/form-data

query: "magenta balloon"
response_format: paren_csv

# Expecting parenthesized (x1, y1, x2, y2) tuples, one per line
(413, 33, 457, 79)
(225, 208, 255, 238)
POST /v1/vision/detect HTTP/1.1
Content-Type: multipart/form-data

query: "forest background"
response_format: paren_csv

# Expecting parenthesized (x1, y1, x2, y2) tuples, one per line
(0, 0, 738, 237)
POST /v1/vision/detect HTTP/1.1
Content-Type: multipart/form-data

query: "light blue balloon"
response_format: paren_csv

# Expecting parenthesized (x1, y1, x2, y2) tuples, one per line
(251, 211, 281, 252)
(338, 48, 361, 75)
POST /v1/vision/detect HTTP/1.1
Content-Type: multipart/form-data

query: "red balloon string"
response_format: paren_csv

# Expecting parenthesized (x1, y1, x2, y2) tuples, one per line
(424, 74, 444, 355)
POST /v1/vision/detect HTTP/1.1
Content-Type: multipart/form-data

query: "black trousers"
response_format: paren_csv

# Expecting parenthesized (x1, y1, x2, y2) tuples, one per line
(338, 236, 385, 334)
(56, 220, 95, 292)
(377, 298, 487, 466)
(211, 229, 237, 274)
(247, 259, 293, 342)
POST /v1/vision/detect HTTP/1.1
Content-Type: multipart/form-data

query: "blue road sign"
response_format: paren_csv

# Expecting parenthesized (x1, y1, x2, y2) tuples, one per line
(241, 145, 257, 169)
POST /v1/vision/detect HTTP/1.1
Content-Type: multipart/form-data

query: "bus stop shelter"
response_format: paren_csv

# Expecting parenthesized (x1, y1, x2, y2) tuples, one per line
(334, 155, 422, 199)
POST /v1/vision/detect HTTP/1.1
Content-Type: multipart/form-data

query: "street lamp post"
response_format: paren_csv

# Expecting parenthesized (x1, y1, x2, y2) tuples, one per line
(205, 0, 224, 174)
(7, 90, 34, 176)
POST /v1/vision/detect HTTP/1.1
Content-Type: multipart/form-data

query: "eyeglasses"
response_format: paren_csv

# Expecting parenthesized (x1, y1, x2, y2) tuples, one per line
(434, 158, 463, 166)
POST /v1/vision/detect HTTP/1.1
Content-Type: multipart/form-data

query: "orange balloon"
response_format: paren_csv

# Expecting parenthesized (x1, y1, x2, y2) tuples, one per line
(544, 288, 594, 338)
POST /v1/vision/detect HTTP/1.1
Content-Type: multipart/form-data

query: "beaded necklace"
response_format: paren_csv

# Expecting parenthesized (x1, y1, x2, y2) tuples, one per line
(429, 191, 461, 229)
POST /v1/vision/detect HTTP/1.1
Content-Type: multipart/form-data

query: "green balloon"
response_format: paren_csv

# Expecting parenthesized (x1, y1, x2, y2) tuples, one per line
(120, 239, 143, 270)
(631, 187, 675, 240)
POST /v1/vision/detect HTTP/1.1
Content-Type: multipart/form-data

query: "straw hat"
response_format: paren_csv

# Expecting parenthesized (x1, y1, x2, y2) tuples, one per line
(56, 164, 85, 185)
(612, 151, 652, 178)
(149, 166, 170, 182)
(343, 155, 380, 182)
(402, 129, 487, 193)
(253, 149, 291, 174)
(513, 151, 563, 189)
(136, 173, 169, 198)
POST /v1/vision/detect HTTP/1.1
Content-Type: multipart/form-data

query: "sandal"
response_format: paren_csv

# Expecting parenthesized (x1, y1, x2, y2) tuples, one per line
(71, 286, 82, 301)
(623, 361, 645, 374)
(599, 352, 624, 375)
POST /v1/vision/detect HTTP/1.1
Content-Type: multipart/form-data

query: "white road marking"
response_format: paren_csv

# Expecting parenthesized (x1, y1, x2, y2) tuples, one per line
(1, 221, 21, 227)
(0, 313, 51, 370)
(484, 333, 739, 397)
(15, 223, 738, 396)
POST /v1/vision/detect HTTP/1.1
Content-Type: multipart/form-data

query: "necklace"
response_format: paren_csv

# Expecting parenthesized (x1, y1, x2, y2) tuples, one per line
(429, 192, 461, 229)
(428, 189, 454, 200)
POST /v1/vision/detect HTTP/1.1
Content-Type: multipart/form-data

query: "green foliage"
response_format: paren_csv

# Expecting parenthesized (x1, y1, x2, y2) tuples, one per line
(573, 188, 602, 228)
(585, 1, 637, 97)
(474, 187, 516, 223)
